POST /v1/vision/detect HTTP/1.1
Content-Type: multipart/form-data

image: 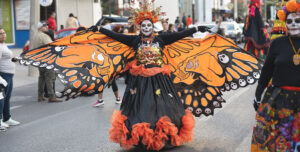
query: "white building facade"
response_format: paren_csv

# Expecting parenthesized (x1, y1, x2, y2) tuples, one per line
(56, 0, 102, 29)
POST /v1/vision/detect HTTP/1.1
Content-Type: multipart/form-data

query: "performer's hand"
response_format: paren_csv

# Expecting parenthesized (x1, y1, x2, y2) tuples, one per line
(87, 25, 98, 32)
(253, 97, 261, 112)
(197, 26, 211, 33)
(11, 57, 19, 62)
(0, 76, 7, 88)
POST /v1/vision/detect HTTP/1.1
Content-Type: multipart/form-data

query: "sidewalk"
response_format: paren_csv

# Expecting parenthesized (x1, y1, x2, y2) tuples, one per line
(11, 48, 38, 88)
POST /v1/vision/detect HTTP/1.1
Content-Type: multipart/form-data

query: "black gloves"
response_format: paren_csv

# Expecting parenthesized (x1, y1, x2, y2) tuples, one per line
(11, 57, 19, 62)
(87, 25, 98, 32)
(253, 97, 261, 111)
(197, 26, 211, 33)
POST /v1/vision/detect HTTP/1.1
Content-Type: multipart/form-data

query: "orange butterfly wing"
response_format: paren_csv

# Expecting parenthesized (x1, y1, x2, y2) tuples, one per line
(163, 34, 263, 117)
(20, 31, 135, 100)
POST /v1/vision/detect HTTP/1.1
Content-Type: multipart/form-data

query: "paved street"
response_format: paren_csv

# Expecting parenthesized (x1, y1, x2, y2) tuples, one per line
(0, 46, 258, 152)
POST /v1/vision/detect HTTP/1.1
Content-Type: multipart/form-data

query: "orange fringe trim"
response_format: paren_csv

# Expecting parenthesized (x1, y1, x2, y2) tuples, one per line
(109, 110, 195, 151)
(125, 60, 171, 77)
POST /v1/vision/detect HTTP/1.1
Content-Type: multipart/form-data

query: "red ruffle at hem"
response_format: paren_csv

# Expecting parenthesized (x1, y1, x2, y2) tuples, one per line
(109, 109, 195, 151)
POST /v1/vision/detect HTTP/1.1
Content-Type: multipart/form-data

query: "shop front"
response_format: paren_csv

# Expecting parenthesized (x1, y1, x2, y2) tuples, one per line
(0, 0, 14, 44)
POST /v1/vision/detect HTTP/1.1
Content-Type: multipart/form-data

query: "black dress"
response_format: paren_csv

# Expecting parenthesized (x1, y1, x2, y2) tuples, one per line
(251, 36, 300, 152)
(99, 28, 197, 151)
(244, 7, 270, 60)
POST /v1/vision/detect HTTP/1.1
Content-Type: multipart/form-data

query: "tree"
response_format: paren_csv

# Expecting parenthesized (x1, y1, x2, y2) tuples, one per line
(101, 0, 118, 15)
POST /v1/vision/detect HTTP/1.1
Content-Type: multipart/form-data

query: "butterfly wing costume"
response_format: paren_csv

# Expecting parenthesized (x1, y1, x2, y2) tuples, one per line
(19, 1, 262, 151)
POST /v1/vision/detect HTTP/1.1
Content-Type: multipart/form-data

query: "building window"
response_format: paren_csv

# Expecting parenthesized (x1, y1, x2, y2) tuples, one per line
(94, 0, 99, 3)
(220, 0, 223, 6)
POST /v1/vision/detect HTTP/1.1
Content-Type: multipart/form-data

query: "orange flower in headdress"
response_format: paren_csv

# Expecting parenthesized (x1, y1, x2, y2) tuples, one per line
(277, 10, 286, 21)
(286, 0, 298, 12)
(277, 0, 300, 21)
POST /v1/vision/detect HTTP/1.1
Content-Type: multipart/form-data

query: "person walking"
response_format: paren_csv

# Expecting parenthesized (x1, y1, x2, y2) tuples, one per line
(251, 1, 300, 151)
(92, 25, 122, 107)
(47, 12, 57, 31)
(0, 27, 20, 131)
(31, 22, 62, 103)
(65, 13, 79, 29)
(244, 0, 270, 60)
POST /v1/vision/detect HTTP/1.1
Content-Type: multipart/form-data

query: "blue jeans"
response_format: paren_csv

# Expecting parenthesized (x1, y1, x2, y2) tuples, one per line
(0, 72, 13, 121)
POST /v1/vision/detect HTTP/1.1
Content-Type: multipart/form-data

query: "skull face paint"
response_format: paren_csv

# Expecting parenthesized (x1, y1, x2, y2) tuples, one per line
(140, 20, 153, 36)
(286, 13, 300, 36)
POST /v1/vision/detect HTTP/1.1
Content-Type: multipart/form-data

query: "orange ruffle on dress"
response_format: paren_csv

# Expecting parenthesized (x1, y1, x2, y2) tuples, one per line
(126, 60, 171, 77)
(109, 109, 195, 151)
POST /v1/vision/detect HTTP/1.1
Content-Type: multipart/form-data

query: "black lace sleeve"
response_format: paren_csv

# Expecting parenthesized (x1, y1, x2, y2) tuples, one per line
(158, 28, 197, 45)
(99, 27, 137, 47)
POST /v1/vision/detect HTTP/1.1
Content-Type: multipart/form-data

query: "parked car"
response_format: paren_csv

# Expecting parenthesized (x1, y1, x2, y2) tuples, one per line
(96, 15, 128, 26)
(54, 28, 78, 40)
(221, 21, 243, 43)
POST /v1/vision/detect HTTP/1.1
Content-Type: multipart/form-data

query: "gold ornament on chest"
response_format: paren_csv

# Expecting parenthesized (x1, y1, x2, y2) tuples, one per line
(293, 53, 300, 66)
(288, 37, 300, 66)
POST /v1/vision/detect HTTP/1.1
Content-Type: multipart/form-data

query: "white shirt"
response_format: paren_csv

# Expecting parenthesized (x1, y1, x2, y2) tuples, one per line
(0, 43, 15, 74)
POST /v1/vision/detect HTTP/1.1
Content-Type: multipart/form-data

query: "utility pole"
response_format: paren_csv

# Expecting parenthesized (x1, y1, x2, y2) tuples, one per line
(234, 0, 237, 19)
(192, 0, 195, 24)
(28, 0, 40, 77)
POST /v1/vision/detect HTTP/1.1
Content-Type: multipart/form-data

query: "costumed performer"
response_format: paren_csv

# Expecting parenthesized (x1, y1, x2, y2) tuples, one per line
(18, 0, 264, 151)
(251, 0, 300, 151)
(244, 0, 271, 60)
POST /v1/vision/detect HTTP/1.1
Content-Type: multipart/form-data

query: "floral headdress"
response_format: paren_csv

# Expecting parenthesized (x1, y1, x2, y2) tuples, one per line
(277, 0, 300, 21)
(248, 0, 261, 16)
(129, 0, 164, 26)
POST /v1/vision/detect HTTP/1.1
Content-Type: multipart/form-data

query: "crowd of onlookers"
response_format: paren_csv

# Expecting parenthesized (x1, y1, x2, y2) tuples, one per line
(0, 11, 85, 132)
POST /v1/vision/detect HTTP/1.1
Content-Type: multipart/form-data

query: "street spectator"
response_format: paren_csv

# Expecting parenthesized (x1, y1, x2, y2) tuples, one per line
(168, 24, 175, 32)
(127, 17, 138, 34)
(211, 16, 224, 36)
(182, 13, 187, 28)
(31, 22, 62, 103)
(44, 30, 55, 41)
(75, 16, 80, 26)
(122, 28, 129, 34)
(158, 20, 170, 34)
(175, 16, 180, 25)
(112, 25, 123, 33)
(93, 25, 122, 107)
(0, 27, 20, 131)
(47, 12, 57, 31)
(177, 23, 184, 32)
(186, 15, 193, 27)
(42, 28, 56, 99)
(65, 13, 79, 29)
